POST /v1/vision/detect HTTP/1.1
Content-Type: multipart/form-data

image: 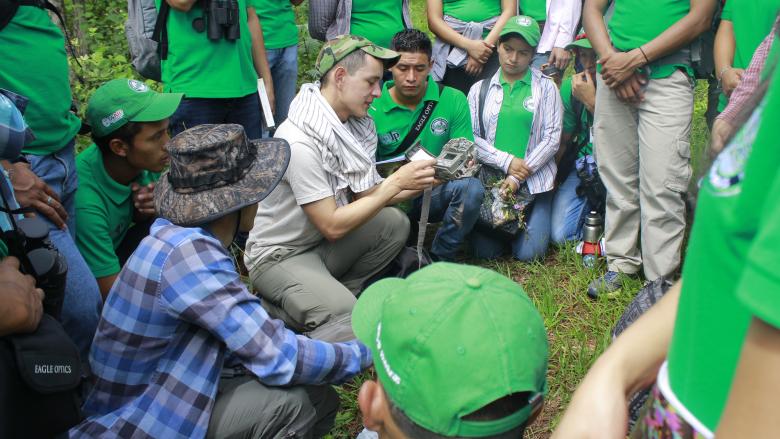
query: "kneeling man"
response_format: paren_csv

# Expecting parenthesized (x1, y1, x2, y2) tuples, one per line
(245, 35, 435, 340)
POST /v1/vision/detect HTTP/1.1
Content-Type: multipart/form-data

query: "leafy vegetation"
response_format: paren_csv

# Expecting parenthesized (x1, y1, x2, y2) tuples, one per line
(57, 0, 711, 438)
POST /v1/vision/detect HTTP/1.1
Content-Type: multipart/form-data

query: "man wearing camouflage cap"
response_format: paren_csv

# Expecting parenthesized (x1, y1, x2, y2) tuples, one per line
(71, 124, 372, 438)
(245, 35, 437, 341)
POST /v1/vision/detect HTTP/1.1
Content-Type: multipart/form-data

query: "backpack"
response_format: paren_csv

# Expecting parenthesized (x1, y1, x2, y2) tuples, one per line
(126, 0, 170, 81)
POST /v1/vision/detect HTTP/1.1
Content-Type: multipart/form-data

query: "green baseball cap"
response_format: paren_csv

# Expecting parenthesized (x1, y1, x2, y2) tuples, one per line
(500, 15, 541, 47)
(315, 34, 400, 79)
(566, 34, 593, 50)
(87, 79, 183, 138)
(353, 262, 548, 437)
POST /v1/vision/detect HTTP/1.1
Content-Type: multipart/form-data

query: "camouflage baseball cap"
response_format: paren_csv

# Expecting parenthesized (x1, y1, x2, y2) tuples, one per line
(315, 34, 400, 79)
(155, 124, 290, 226)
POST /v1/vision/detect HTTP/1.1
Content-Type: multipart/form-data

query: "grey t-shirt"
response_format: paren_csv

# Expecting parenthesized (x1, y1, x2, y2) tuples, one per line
(244, 121, 335, 270)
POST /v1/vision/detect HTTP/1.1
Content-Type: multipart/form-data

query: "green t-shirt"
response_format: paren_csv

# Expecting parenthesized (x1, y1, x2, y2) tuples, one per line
(493, 70, 534, 159)
(717, 0, 779, 111)
(666, 63, 780, 431)
(350, 0, 405, 48)
(156, 0, 257, 98)
(371, 77, 474, 160)
(607, 0, 691, 79)
(519, 0, 547, 23)
(560, 77, 594, 158)
(250, 0, 298, 49)
(442, 0, 502, 24)
(0, 6, 81, 155)
(75, 145, 159, 278)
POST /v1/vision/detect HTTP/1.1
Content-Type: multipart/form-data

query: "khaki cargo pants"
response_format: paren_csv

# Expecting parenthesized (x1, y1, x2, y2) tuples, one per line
(250, 207, 409, 342)
(594, 70, 694, 280)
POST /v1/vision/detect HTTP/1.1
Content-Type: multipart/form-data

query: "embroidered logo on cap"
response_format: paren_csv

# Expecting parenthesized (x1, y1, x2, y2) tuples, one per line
(128, 79, 149, 93)
(101, 109, 124, 128)
(516, 16, 533, 27)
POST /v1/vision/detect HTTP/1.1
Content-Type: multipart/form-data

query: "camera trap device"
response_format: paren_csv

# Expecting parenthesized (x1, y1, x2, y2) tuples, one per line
(404, 138, 481, 181)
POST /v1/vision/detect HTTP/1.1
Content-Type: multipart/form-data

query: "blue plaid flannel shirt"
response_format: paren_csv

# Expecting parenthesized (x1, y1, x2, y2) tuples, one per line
(70, 219, 371, 438)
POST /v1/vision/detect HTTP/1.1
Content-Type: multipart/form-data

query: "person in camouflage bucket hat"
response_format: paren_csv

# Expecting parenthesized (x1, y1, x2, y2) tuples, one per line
(74, 122, 374, 439)
(155, 123, 289, 226)
(315, 34, 401, 79)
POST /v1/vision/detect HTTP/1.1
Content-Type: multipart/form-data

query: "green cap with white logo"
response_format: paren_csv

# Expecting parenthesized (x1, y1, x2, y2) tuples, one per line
(500, 15, 542, 47)
(352, 262, 548, 437)
(86, 79, 183, 138)
(315, 34, 400, 79)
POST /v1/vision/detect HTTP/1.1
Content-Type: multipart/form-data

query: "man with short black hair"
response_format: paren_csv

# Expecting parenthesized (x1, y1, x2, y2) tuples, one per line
(76, 79, 182, 298)
(371, 29, 483, 262)
(245, 35, 436, 340)
(354, 263, 549, 439)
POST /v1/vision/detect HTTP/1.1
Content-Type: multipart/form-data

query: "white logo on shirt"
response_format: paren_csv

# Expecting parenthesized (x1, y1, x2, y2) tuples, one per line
(523, 96, 535, 112)
(430, 118, 449, 136)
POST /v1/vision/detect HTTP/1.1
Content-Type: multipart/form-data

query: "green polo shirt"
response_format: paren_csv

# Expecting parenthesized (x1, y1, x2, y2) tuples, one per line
(494, 70, 534, 159)
(607, 0, 692, 79)
(442, 0, 501, 24)
(156, 0, 256, 98)
(717, 0, 779, 111)
(519, 0, 547, 23)
(371, 76, 473, 160)
(0, 6, 81, 155)
(350, 0, 405, 48)
(250, 0, 298, 50)
(667, 64, 780, 431)
(75, 145, 159, 278)
(560, 77, 594, 158)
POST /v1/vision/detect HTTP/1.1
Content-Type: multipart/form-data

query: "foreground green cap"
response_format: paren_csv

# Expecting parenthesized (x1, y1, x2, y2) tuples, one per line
(500, 15, 541, 47)
(87, 79, 183, 138)
(315, 34, 400, 79)
(353, 263, 548, 437)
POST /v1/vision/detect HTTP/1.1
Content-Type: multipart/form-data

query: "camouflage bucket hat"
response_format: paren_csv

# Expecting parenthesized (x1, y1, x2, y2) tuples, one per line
(315, 34, 400, 79)
(154, 124, 290, 226)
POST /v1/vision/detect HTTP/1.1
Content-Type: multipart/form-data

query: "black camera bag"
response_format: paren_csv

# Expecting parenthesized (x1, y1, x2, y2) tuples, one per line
(0, 314, 83, 438)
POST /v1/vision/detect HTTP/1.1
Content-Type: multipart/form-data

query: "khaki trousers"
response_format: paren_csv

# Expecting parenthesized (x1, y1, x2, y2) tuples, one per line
(207, 376, 339, 439)
(594, 70, 693, 280)
(250, 207, 409, 342)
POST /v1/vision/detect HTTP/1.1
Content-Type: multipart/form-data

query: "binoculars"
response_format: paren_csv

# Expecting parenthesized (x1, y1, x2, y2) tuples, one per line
(192, 0, 240, 42)
(4, 216, 68, 320)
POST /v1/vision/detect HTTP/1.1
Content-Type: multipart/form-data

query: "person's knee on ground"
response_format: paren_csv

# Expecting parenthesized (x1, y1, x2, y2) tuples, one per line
(208, 376, 340, 439)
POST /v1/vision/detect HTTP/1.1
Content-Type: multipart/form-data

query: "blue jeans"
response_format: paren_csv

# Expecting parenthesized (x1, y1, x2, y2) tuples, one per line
(265, 44, 298, 130)
(170, 93, 262, 139)
(24, 143, 102, 363)
(470, 190, 554, 261)
(551, 169, 591, 244)
(408, 177, 484, 261)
